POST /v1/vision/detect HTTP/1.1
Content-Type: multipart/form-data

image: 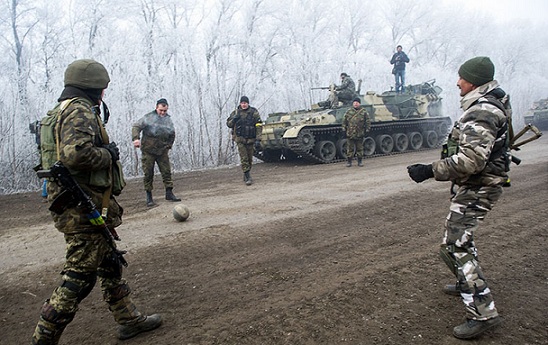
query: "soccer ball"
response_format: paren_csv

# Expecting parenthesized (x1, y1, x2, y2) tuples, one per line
(173, 204, 190, 222)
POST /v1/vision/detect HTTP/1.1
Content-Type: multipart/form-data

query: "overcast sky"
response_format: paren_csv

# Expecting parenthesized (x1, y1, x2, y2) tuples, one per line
(450, 0, 548, 25)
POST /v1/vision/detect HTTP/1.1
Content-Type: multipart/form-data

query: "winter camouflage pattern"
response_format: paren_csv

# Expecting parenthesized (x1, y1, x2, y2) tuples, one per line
(432, 80, 508, 186)
(429, 79, 509, 323)
(442, 184, 502, 320)
(47, 98, 122, 234)
(132, 110, 176, 156)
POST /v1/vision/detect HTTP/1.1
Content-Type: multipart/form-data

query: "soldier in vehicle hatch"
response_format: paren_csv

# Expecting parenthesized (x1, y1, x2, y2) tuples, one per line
(226, 96, 263, 185)
(132, 98, 181, 207)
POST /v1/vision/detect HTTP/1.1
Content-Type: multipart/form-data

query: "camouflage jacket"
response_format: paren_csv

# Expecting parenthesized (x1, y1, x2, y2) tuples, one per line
(343, 106, 371, 139)
(432, 80, 508, 186)
(227, 106, 263, 144)
(132, 110, 176, 155)
(49, 96, 123, 234)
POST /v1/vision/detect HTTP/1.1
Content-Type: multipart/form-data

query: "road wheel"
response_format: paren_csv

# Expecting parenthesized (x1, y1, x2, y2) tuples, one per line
(376, 134, 394, 154)
(392, 133, 409, 152)
(336, 139, 347, 158)
(314, 141, 336, 162)
(363, 137, 376, 156)
(424, 130, 439, 148)
(408, 132, 423, 150)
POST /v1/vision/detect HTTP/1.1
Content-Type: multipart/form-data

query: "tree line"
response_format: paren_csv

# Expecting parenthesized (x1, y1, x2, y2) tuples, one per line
(1, 0, 546, 194)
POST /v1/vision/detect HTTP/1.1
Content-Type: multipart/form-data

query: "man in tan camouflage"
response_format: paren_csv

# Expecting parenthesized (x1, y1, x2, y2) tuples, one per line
(407, 56, 507, 339)
(132, 98, 181, 206)
(342, 97, 371, 167)
(31, 59, 162, 344)
(226, 96, 263, 185)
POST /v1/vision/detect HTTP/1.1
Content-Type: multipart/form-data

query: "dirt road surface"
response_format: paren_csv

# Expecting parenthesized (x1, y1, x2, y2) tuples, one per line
(1, 135, 546, 345)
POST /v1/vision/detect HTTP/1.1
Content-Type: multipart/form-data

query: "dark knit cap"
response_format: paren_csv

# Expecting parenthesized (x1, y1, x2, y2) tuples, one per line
(458, 56, 495, 86)
(240, 96, 250, 103)
(156, 98, 168, 106)
(340, 72, 348, 77)
(352, 97, 361, 104)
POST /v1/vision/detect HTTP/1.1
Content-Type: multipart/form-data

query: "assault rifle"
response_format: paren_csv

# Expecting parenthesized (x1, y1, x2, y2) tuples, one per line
(37, 161, 128, 267)
(508, 123, 543, 165)
(311, 86, 331, 90)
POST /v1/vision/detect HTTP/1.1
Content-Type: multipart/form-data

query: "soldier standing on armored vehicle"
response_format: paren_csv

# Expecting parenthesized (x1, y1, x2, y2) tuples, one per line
(407, 56, 507, 339)
(31, 59, 162, 344)
(227, 96, 263, 185)
(390, 45, 410, 93)
(132, 98, 181, 207)
(342, 97, 371, 167)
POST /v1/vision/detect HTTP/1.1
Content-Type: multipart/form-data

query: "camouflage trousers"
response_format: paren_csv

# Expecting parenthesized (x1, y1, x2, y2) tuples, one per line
(237, 142, 255, 173)
(142, 151, 173, 191)
(441, 184, 502, 320)
(346, 138, 364, 158)
(32, 232, 141, 344)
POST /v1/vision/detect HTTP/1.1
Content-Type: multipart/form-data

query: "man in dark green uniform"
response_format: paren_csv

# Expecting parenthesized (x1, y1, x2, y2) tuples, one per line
(342, 97, 371, 167)
(31, 59, 162, 344)
(226, 96, 263, 185)
(132, 99, 181, 206)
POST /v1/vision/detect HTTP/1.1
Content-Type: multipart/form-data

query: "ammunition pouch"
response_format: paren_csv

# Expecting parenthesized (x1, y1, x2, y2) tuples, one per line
(441, 136, 458, 159)
(112, 160, 126, 196)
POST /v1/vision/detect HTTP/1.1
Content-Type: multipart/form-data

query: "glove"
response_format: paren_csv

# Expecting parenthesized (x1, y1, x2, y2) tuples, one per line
(254, 140, 262, 151)
(232, 114, 241, 123)
(103, 142, 120, 162)
(407, 164, 434, 183)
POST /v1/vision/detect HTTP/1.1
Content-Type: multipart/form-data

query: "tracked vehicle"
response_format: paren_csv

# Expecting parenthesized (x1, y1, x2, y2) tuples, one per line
(524, 98, 548, 130)
(255, 79, 452, 163)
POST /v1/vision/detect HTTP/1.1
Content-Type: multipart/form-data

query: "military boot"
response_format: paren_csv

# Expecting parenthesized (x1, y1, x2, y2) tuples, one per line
(346, 158, 352, 167)
(109, 294, 162, 340)
(146, 191, 156, 207)
(357, 158, 363, 167)
(118, 314, 163, 340)
(453, 316, 502, 339)
(165, 187, 181, 201)
(244, 171, 253, 186)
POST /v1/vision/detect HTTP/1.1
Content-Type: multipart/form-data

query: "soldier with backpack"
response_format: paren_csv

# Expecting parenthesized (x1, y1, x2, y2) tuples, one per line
(31, 59, 162, 344)
(407, 56, 508, 339)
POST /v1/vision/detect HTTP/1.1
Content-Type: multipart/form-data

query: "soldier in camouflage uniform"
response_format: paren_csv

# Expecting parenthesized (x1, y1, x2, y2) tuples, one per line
(334, 72, 356, 105)
(31, 59, 162, 344)
(407, 56, 507, 339)
(342, 97, 371, 167)
(226, 96, 263, 185)
(132, 99, 181, 207)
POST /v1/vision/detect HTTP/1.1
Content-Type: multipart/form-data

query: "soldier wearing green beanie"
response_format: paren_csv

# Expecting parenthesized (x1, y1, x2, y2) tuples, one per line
(407, 56, 510, 339)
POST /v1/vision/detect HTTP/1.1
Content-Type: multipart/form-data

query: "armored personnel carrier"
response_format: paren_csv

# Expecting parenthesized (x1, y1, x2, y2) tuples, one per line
(255, 79, 452, 163)
(524, 98, 548, 130)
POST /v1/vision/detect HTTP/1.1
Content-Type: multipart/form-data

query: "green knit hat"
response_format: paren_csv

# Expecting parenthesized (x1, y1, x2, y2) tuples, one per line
(458, 56, 494, 86)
